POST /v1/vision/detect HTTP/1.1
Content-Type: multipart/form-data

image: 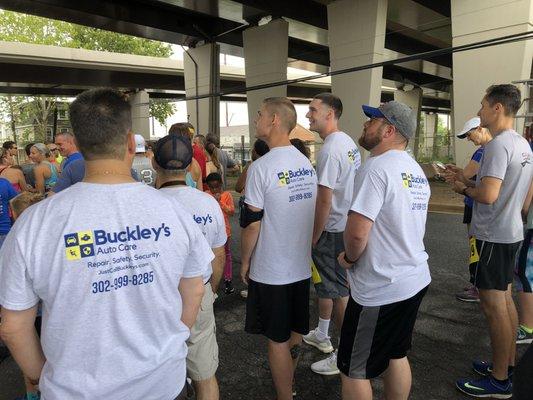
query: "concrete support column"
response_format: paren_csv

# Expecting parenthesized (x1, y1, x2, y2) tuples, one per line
(328, 0, 387, 148)
(425, 113, 439, 159)
(184, 42, 220, 137)
(129, 90, 150, 140)
(394, 87, 422, 158)
(243, 18, 288, 143)
(451, 0, 533, 167)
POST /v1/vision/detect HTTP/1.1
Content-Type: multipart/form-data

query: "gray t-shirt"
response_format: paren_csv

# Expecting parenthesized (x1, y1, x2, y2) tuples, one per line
(132, 155, 157, 187)
(471, 130, 533, 243)
(216, 148, 236, 189)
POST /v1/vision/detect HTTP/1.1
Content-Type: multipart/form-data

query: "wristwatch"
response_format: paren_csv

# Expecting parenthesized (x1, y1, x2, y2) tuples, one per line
(343, 252, 357, 265)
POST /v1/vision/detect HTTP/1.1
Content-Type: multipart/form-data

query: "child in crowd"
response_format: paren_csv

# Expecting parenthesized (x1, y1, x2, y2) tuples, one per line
(9, 191, 45, 400)
(206, 172, 235, 294)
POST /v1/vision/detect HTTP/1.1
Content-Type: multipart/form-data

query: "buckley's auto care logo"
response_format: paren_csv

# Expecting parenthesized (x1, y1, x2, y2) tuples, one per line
(401, 172, 428, 188)
(63, 223, 171, 261)
(521, 152, 532, 167)
(347, 148, 360, 164)
(64, 231, 95, 261)
(277, 167, 315, 186)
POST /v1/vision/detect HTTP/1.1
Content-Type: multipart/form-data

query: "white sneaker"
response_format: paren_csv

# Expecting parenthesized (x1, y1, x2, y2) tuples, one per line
(240, 289, 248, 298)
(303, 329, 334, 353)
(311, 351, 340, 376)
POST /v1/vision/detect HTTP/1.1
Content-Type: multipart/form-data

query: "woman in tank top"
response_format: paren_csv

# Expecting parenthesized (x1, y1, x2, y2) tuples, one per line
(0, 147, 28, 192)
(29, 143, 58, 193)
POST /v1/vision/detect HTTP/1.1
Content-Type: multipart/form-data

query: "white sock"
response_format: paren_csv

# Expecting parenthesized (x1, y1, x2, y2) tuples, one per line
(316, 317, 330, 340)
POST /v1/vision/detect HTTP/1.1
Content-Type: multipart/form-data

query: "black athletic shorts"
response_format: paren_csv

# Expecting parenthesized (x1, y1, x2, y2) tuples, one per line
(463, 204, 472, 224)
(245, 278, 310, 343)
(469, 239, 521, 291)
(337, 286, 428, 379)
(515, 229, 533, 293)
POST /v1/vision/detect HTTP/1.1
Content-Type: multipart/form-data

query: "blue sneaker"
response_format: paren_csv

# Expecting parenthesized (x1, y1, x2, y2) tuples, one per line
(456, 376, 512, 398)
(472, 360, 514, 377)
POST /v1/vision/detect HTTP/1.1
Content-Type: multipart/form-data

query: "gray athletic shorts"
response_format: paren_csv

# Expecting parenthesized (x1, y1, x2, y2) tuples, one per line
(311, 231, 349, 299)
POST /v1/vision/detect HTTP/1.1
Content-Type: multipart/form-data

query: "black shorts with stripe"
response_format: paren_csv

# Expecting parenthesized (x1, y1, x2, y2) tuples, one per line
(337, 287, 428, 379)
(469, 240, 521, 291)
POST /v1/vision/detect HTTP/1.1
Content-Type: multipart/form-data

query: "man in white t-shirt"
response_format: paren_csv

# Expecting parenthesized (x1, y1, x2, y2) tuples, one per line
(154, 133, 227, 400)
(0, 88, 212, 400)
(336, 101, 431, 400)
(303, 93, 361, 375)
(450, 84, 533, 399)
(241, 97, 317, 400)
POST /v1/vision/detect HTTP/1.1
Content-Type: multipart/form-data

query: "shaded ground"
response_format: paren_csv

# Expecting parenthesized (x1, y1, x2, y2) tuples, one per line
(0, 186, 526, 399)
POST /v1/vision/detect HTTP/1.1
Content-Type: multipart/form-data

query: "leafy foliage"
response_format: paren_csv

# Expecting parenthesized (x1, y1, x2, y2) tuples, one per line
(0, 9, 175, 141)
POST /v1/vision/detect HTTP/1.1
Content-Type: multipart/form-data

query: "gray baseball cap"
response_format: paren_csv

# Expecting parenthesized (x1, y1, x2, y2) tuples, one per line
(362, 101, 416, 139)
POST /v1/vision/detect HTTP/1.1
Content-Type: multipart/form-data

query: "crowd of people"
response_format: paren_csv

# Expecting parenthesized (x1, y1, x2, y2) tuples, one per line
(0, 84, 531, 400)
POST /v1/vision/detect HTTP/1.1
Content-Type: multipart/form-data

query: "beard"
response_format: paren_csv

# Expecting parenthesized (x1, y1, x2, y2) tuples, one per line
(358, 130, 382, 151)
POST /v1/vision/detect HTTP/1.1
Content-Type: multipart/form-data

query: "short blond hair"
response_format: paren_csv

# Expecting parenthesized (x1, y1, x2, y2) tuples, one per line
(10, 192, 45, 219)
(263, 97, 297, 133)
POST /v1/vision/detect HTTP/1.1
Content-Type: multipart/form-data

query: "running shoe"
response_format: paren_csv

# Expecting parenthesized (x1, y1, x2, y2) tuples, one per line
(472, 360, 514, 377)
(456, 376, 512, 398)
(224, 280, 235, 294)
(311, 350, 340, 376)
(517, 325, 533, 344)
(303, 329, 334, 353)
(455, 286, 480, 303)
(240, 289, 248, 299)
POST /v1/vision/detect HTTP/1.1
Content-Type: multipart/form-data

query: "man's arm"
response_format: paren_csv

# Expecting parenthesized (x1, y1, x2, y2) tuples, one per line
(453, 176, 502, 205)
(235, 162, 250, 193)
(522, 179, 533, 221)
(240, 205, 262, 284)
(312, 185, 333, 246)
(0, 305, 45, 384)
(338, 211, 374, 269)
(178, 276, 205, 329)
(210, 245, 226, 293)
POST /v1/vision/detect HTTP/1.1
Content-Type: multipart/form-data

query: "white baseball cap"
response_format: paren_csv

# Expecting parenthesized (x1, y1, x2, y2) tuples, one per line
(134, 134, 146, 153)
(457, 117, 480, 139)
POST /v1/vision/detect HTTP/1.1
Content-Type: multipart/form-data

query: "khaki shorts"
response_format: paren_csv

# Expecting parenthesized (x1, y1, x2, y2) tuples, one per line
(186, 283, 219, 381)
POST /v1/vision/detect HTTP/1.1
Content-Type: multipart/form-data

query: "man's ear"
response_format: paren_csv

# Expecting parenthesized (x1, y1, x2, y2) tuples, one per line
(126, 131, 136, 156)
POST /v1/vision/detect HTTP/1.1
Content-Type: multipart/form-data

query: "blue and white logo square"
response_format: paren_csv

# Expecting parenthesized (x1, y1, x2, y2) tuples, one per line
(64, 231, 94, 261)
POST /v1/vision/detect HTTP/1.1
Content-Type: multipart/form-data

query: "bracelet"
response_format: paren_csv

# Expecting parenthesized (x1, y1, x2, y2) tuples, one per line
(343, 252, 357, 265)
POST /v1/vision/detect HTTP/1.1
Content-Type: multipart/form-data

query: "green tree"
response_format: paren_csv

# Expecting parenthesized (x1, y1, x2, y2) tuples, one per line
(0, 9, 176, 138)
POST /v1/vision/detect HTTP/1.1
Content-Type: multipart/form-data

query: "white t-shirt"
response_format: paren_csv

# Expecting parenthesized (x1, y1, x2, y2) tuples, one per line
(160, 185, 227, 283)
(0, 182, 213, 400)
(348, 150, 431, 306)
(317, 131, 361, 232)
(245, 145, 317, 285)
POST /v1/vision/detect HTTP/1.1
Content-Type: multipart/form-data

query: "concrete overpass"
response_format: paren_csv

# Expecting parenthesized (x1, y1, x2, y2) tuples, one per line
(0, 41, 451, 110)
(0, 0, 532, 166)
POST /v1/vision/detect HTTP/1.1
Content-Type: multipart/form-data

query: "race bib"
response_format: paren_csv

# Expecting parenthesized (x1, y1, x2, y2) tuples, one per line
(311, 261, 322, 284)
(469, 236, 480, 265)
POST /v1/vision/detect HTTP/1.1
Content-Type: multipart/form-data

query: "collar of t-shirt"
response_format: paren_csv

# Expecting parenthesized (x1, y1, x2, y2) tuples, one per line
(323, 131, 343, 142)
